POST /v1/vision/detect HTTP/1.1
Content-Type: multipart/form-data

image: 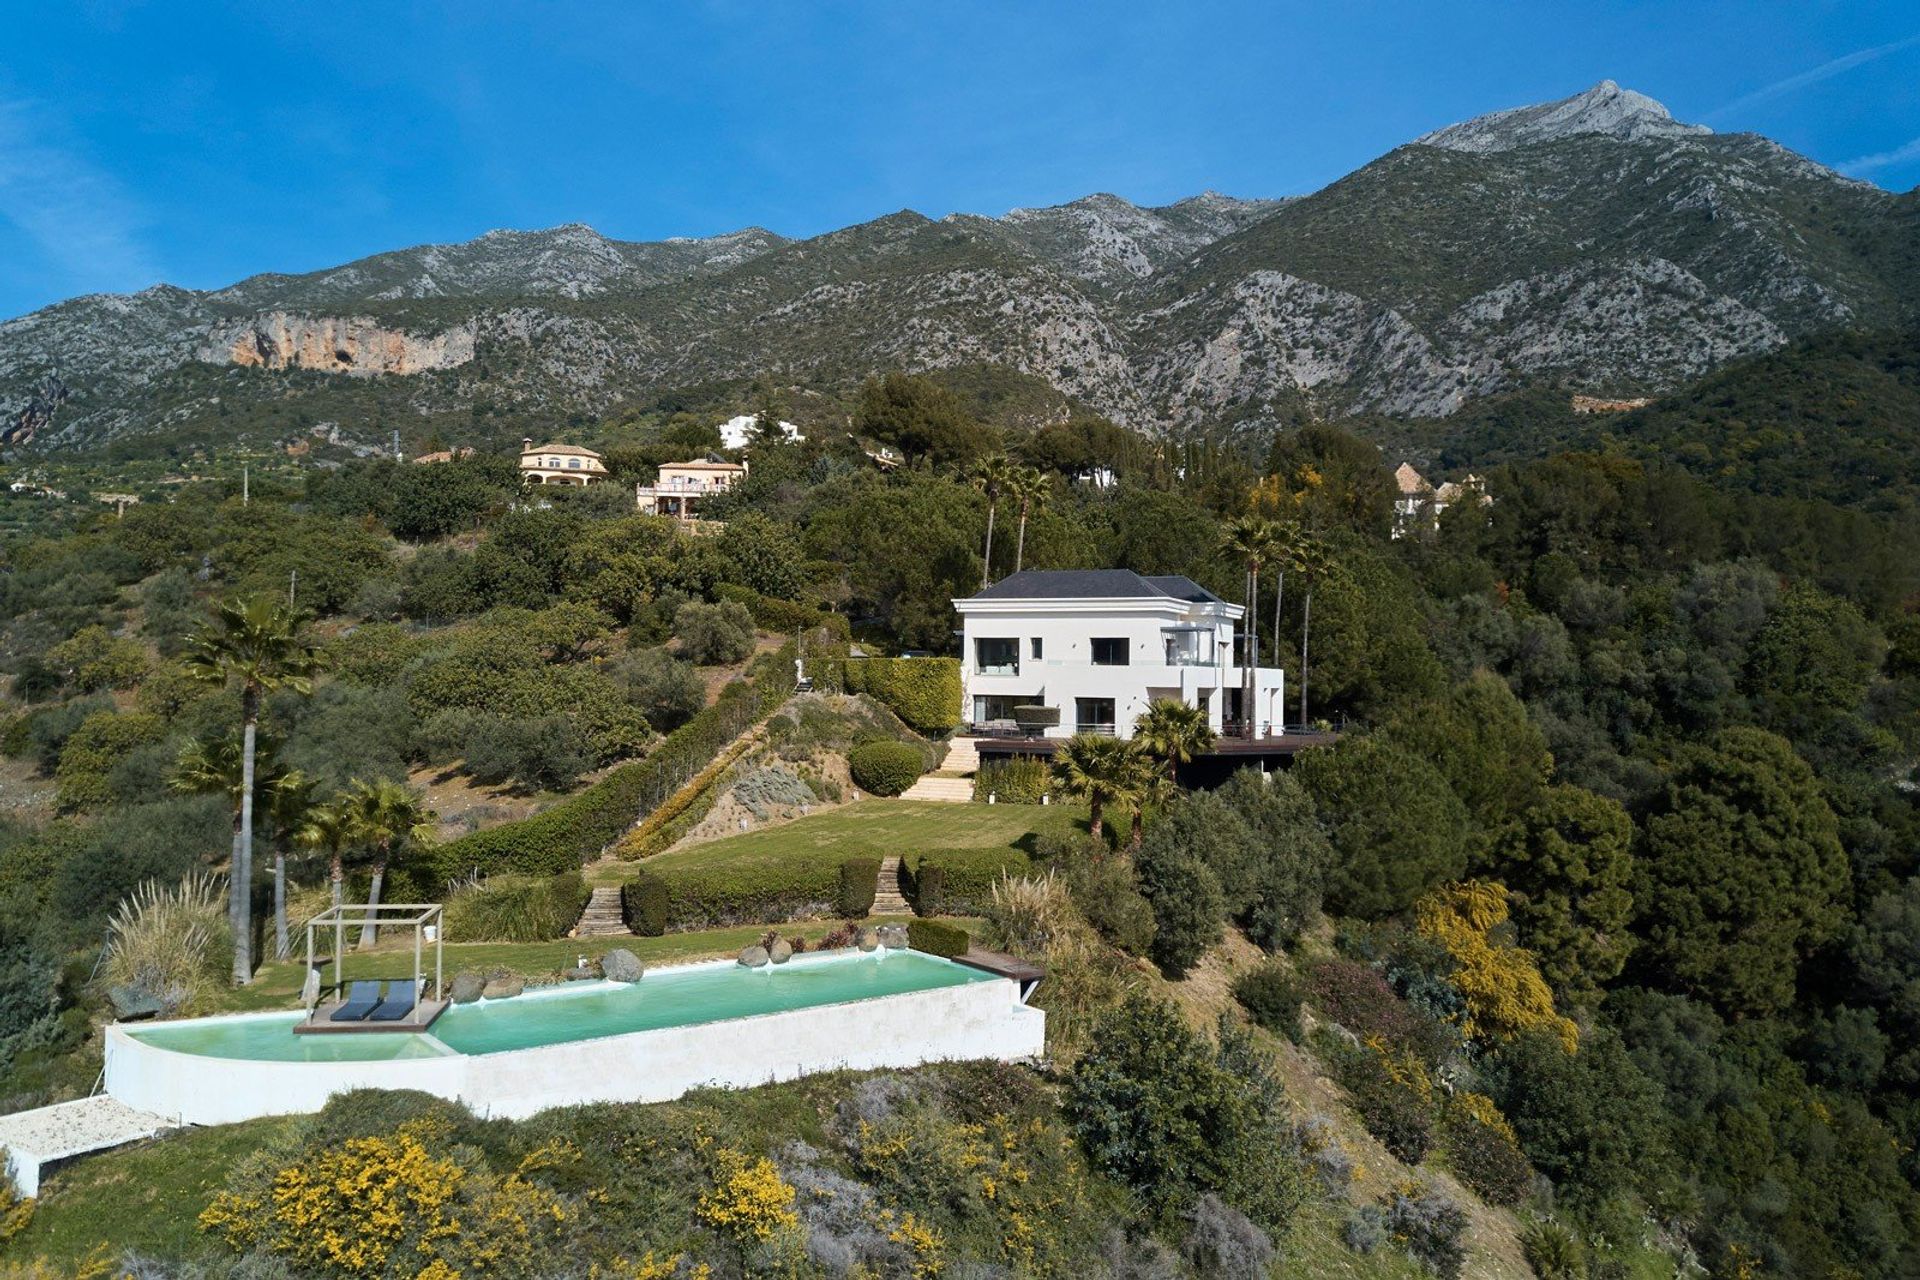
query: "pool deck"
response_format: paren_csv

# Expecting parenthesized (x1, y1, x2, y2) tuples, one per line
(954, 947, 1044, 1001)
(294, 998, 450, 1035)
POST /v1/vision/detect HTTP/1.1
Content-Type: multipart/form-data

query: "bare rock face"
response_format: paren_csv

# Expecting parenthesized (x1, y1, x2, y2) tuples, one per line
(196, 312, 477, 376)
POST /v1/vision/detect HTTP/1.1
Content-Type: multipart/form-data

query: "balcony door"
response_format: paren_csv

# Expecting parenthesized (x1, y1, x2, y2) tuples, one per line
(1074, 697, 1115, 736)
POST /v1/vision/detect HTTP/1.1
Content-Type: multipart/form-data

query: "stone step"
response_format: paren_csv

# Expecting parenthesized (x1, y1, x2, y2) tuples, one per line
(873, 856, 911, 913)
(901, 774, 975, 803)
(573, 887, 633, 938)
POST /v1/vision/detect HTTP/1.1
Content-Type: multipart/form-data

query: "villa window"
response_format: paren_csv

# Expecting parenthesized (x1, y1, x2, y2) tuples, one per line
(975, 637, 1019, 676)
(567, 457, 581, 468)
(1030, 638, 1043, 660)
(1075, 697, 1116, 735)
(1090, 637, 1129, 666)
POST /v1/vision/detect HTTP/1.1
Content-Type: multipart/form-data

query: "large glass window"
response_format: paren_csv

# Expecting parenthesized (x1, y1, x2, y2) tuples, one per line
(1075, 697, 1116, 735)
(1090, 637, 1129, 666)
(974, 637, 1019, 675)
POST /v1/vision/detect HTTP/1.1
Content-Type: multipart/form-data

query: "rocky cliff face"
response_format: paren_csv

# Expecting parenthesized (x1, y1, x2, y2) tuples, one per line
(1, 83, 1913, 450)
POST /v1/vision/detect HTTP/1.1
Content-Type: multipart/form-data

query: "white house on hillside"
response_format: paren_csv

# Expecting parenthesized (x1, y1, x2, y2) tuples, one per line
(636, 459, 747, 519)
(952, 570, 1287, 740)
(718, 415, 804, 450)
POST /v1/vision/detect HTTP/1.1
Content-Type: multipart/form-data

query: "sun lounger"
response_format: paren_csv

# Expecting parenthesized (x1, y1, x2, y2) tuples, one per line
(330, 980, 383, 1022)
(369, 980, 420, 1023)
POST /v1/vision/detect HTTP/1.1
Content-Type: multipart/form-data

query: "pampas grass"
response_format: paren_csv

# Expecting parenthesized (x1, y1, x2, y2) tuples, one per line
(103, 872, 230, 1013)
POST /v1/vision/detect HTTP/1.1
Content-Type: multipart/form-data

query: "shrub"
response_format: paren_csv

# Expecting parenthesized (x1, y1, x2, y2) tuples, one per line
(1325, 1035, 1436, 1163)
(1303, 957, 1451, 1064)
(623, 871, 670, 936)
(973, 757, 1048, 803)
(847, 740, 924, 796)
(904, 847, 1031, 915)
(984, 870, 1072, 957)
(838, 857, 880, 918)
(1232, 964, 1303, 1041)
(462, 714, 592, 791)
(1052, 839, 1156, 955)
(1413, 880, 1577, 1053)
(1379, 1182, 1468, 1280)
(1521, 1220, 1589, 1280)
(646, 857, 840, 930)
(1439, 1092, 1532, 1207)
(441, 871, 590, 942)
(1135, 837, 1224, 979)
(674, 599, 755, 665)
(604, 646, 706, 733)
(908, 918, 971, 958)
(828, 657, 962, 733)
(1182, 1193, 1275, 1280)
(102, 871, 230, 1014)
(47, 624, 148, 692)
(55, 710, 164, 812)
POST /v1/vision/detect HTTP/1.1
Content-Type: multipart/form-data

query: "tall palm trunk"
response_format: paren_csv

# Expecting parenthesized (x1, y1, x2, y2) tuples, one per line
(1300, 587, 1314, 727)
(1272, 570, 1285, 729)
(1242, 565, 1260, 738)
(272, 850, 289, 961)
(330, 851, 344, 907)
(358, 842, 389, 949)
(1129, 805, 1144, 851)
(1014, 502, 1029, 574)
(232, 688, 259, 984)
(981, 500, 998, 588)
(1088, 792, 1104, 843)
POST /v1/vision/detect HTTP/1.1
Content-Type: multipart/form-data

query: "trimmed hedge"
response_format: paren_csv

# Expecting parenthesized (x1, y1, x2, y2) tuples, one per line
(606, 731, 758, 860)
(903, 847, 1033, 916)
(838, 857, 880, 918)
(421, 658, 794, 888)
(848, 740, 925, 797)
(908, 918, 971, 958)
(623, 871, 671, 937)
(822, 657, 961, 734)
(972, 758, 1049, 803)
(442, 872, 590, 943)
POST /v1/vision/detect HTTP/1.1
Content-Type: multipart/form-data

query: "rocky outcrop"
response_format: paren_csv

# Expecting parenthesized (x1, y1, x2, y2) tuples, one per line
(196, 312, 477, 376)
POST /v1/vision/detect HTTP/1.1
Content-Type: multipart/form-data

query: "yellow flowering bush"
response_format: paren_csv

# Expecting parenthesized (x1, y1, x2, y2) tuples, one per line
(1415, 880, 1579, 1053)
(589, 1252, 712, 1280)
(694, 1146, 800, 1245)
(0, 1153, 33, 1243)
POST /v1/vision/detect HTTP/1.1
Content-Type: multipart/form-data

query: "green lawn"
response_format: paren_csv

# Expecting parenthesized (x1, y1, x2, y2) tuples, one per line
(209, 914, 981, 1014)
(599, 797, 1080, 883)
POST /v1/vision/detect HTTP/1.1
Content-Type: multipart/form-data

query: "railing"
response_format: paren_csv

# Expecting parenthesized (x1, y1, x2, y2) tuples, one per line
(1074, 722, 1117, 737)
(974, 662, 1020, 676)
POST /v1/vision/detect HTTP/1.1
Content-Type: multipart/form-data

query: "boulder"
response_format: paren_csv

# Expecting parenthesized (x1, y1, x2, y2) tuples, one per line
(601, 949, 644, 983)
(877, 924, 909, 950)
(562, 966, 596, 982)
(855, 927, 879, 953)
(448, 971, 487, 1004)
(481, 975, 525, 1000)
(769, 938, 794, 965)
(738, 945, 770, 968)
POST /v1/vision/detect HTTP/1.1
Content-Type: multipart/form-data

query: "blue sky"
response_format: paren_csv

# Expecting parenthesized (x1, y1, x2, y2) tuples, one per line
(2, 1, 1917, 320)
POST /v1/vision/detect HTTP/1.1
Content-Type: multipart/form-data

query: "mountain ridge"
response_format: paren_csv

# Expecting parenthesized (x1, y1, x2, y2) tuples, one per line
(3, 83, 1916, 451)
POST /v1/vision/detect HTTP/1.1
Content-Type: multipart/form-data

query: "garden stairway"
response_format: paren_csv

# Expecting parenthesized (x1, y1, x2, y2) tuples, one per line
(900, 737, 980, 803)
(572, 886, 632, 938)
(872, 856, 911, 915)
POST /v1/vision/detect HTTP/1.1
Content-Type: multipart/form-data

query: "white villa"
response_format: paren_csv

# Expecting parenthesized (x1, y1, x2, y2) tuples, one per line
(636, 459, 747, 519)
(952, 569, 1287, 740)
(520, 439, 608, 486)
(718, 414, 804, 450)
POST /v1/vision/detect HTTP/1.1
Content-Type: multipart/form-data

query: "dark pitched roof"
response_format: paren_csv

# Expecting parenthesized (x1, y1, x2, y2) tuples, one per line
(967, 569, 1224, 605)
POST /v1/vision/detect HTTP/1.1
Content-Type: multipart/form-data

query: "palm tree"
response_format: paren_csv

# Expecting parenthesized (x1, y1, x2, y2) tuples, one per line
(1221, 516, 1278, 738)
(967, 453, 1017, 587)
(1007, 465, 1050, 574)
(1128, 767, 1175, 853)
(1134, 698, 1215, 784)
(343, 779, 437, 949)
(262, 770, 313, 961)
(297, 795, 357, 909)
(1296, 536, 1333, 728)
(1048, 732, 1143, 846)
(184, 595, 323, 984)
(1266, 519, 1302, 690)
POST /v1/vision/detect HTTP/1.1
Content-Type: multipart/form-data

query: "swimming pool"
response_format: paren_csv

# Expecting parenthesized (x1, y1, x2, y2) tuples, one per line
(105, 948, 1044, 1124)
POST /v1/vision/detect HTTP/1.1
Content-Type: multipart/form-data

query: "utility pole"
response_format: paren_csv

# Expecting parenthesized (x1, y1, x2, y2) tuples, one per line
(242, 463, 249, 506)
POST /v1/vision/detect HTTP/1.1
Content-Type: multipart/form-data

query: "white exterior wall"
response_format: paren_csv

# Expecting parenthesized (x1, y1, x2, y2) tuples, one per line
(104, 966, 1043, 1128)
(955, 596, 1286, 739)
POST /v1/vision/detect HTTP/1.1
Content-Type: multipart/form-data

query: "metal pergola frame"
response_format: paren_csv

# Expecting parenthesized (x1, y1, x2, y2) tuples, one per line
(302, 904, 443, 1013)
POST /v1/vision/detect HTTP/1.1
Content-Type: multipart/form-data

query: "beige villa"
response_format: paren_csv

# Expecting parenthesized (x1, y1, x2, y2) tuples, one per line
(520, 439, 609, 486)
(636, 460, 746, 519)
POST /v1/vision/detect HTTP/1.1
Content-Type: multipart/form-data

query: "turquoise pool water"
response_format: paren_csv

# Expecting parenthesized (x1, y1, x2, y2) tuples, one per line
(125, 950, 994, 1062)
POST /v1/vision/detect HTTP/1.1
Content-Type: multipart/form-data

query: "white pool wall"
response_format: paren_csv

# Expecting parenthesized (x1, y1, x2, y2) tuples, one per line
(104, 959, 1044, 1126)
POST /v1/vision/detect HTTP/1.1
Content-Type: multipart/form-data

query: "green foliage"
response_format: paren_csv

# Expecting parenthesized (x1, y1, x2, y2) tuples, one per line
(1051, 838, 1156, 956)
(1438, 1096, 1532, 1207)
(639, 855, 841, 930)
(45, 624, 148, 692)
(855, 371, 986, 464)
(621, 870, 670, 937)
(837, 856, 880, 918)
(1382, 670, 1551, 833)
(846, 740, 925, 797)
(1294, 735, 1470, 918)
(907, 918, 970, 957)
(602, 647, 707, 733)
(54, 710, 164, 812)
(830, 657, 963, 734)
(1214, 768, 1333, 950)
(673, 598, 755, 665)
(904, 847, 1032, 915)
(1231, 963, 1303, 1041)
(972, 757, 1048, 803)
(441, 872, 591, 943)
(1322, 1033, 1436, 1163)
(1483, 784, 1635, 1002)
(461, 714, 592, 791)
(1636, 726, 1848, 1016)
(1134, 819, 1225, 978)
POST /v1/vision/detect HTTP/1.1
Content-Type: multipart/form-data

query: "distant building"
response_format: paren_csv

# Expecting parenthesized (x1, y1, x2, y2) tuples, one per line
(1570, 394, 1653, 414)
(519, 439, 608, 486)
(718, 414, 804, 450)
(637, 459, 747, 519)
(1393, 462, 1489, 537)
(412, 446, 474, 464)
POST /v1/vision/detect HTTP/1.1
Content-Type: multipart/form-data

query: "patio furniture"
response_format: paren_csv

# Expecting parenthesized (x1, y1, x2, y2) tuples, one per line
(330, 981, 383, 1022)
(368, 980, 421, 1023)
